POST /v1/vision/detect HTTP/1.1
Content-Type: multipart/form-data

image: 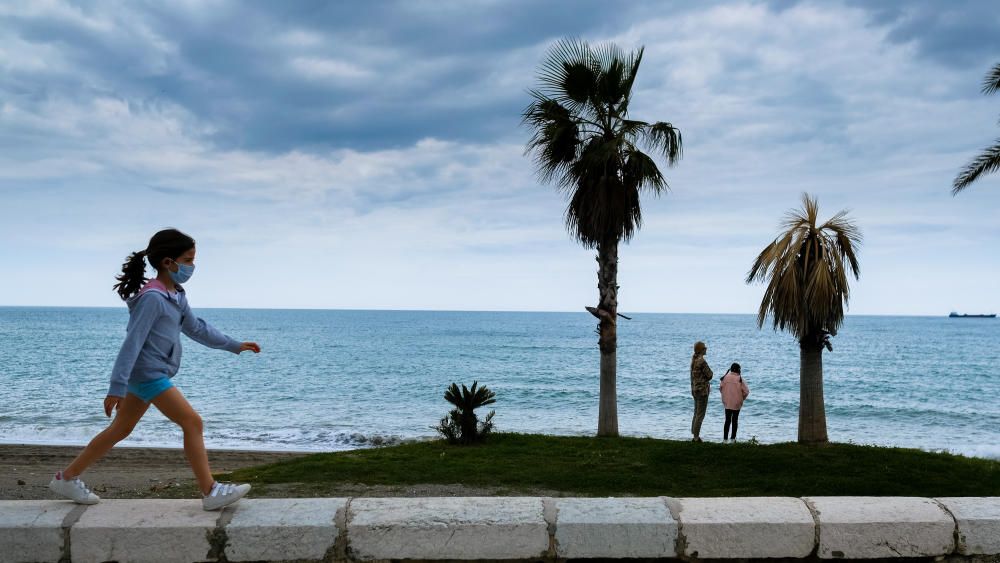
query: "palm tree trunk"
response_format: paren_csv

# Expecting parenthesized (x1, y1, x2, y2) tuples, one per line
(596, 238, 619, 437)
(798, 338, 828, 444)
(461, 412, 477, 445)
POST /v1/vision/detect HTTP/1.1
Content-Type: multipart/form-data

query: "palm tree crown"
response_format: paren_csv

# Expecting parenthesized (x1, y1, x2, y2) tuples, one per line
(746, 193, 862, 344)
(523, 38, 682, 246)
(953, 62, 1000, 194)
(443, 381, 496, 413)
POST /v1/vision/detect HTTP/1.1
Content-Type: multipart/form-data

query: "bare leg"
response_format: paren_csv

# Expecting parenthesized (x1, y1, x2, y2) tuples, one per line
(152, 387, 214, 495)
(64, 393, 151, 479)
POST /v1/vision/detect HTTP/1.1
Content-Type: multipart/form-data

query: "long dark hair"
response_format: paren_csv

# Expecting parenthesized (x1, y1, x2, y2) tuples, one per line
(113, 228, 195, 300)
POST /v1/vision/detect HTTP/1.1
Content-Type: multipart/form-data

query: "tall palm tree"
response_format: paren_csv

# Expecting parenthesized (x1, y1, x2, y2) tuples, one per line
(953, 62, 1000, 194)
(746, 194, 862, 444)
(523, 38, 682, 437)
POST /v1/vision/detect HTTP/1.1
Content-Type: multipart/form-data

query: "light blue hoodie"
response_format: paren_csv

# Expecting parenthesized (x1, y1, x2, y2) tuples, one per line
(108, 279, 242, 398)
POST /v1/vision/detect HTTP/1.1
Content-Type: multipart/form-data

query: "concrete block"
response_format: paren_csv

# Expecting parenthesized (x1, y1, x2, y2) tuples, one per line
(937, 497, 1000, 555)
(0, 500, 79, 563)
(553, 497, 676, 558)
(674, 497, 815, 558)
(806, 496, 954, 558)
(347, 497, 549, 560)
(224, 498, 345, 562)
(70, 500, 220, 563)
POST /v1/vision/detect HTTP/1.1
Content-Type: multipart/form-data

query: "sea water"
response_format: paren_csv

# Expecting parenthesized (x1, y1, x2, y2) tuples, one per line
(1, 307, 997, 459)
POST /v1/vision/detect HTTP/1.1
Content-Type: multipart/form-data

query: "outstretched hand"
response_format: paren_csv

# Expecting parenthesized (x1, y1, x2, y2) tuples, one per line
(239, 342, 261, 354)
(104, 396, 121, 418)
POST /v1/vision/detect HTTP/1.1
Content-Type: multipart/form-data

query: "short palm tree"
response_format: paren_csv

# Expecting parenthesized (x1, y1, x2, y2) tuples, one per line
(436, 381, 496, 445)
(523, 38, 682, 437)
(746, 194, 862, 444)
(953, 62, 1000, 194)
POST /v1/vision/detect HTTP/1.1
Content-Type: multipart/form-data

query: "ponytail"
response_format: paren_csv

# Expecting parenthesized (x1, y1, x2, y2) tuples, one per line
(113, 250, 149, 300)
(112, 228, 196, 300)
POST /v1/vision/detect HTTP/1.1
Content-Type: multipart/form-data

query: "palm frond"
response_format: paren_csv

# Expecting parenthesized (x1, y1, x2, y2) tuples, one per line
(771, 251, 803, 333)
(952, 140, 1000, 194)
(473, 386, 497, 408)
(443, 383, 462, 408)
(787, 193, 819, 230)
(536, 37, 597, 109)
(617, 47, 645, 114)
(819, 211, 862, 277)
(746, 240, 775, 285)
(619, 119, 649, 139)
(982, 62, 1000, 95)
(952, 63, 1000, 194)
(523, 96, 581, 185)
(644, 122, 683, 165)
(566, 173, 611, 246)
(591, 41, 629, 107)
(623, 147, 667, 195)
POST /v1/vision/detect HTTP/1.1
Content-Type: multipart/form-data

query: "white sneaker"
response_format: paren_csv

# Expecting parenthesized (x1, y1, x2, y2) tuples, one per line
(202, 481, 251, 511)
(48, 471, 100, 505)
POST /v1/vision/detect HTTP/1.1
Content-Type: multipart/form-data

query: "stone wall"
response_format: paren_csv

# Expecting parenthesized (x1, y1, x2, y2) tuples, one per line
(1, 496, 998, 562)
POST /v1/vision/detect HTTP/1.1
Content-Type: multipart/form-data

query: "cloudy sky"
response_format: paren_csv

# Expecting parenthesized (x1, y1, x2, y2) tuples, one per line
(2, 0, 999, 315)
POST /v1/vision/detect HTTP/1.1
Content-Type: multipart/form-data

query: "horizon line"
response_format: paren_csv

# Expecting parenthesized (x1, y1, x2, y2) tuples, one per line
(0, 304, 991, 318)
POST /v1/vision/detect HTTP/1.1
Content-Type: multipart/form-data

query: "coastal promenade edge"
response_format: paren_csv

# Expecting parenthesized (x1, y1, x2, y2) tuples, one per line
(1, 496, 999, 562)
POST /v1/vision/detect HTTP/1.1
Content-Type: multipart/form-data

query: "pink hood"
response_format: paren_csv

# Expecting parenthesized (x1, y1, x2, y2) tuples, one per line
(138, 278, 169, 296)
(719, 371, 750, 410)
(130, 279, 179, 304)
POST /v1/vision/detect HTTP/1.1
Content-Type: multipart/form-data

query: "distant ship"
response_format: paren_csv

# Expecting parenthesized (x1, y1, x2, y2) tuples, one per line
(949, 312, 997, 318)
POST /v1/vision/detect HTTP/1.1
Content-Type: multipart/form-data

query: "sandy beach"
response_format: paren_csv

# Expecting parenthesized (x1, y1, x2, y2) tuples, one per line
(0, 443, 546, 500)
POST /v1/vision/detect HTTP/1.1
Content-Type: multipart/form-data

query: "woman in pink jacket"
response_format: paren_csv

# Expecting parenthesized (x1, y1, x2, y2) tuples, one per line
(719, 362, 750, 443)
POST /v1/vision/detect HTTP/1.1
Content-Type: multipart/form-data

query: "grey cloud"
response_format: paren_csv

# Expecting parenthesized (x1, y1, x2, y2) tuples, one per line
(2, 0, 996, 199)
(5, 0, 1000, 161)
(845, 0, 1000, 68)
(1, 0, 670, 154)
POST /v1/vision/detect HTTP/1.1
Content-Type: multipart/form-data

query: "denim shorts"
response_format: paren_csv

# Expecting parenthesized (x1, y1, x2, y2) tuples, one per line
(126, 377, 174, 403)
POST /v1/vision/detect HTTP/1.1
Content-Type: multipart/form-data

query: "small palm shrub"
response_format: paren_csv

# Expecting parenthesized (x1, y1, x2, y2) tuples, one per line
(435, 381, 496, 445)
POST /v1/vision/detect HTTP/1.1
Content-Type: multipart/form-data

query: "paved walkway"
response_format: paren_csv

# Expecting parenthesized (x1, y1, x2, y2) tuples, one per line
(1, 496, 998, 561)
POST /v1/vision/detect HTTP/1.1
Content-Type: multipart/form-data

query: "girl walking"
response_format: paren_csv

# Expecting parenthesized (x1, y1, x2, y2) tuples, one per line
(719, 362, 750, 443)
(48, 228, 261, 511)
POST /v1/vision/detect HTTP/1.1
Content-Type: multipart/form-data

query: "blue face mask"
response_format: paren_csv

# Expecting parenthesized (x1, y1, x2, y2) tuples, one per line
(169, 261, 195, 285)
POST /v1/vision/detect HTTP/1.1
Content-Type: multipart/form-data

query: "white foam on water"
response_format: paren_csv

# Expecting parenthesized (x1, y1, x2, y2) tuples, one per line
(945, 444, 1000, 460)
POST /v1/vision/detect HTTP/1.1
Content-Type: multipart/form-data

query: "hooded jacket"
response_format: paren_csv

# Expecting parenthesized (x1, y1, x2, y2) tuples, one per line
(719, 371, 750, 411)
(107, 279, 242, 398)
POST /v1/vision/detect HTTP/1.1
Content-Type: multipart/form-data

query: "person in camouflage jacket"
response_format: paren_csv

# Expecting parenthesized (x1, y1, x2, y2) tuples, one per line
(689, 341, 713, 442)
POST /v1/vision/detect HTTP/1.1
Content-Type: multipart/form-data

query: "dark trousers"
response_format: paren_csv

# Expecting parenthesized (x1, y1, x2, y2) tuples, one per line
(691, 395, 708, 438)
(724, 409, 741, 440)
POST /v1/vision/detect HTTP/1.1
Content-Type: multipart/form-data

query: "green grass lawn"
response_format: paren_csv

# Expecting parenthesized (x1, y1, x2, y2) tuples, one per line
(223, 433, 1000, 497)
